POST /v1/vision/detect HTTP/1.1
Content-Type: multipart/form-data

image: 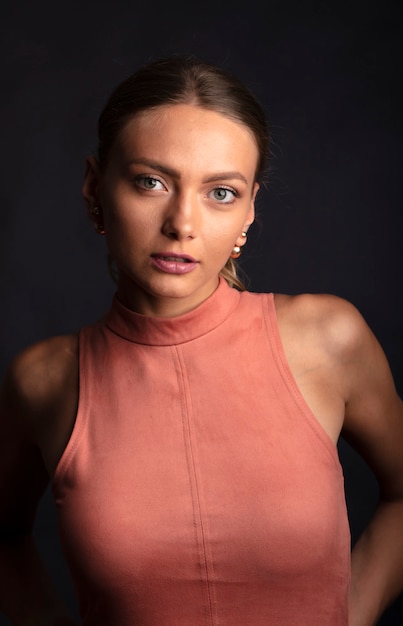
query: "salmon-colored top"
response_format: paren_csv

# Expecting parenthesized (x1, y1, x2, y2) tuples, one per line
(52, 279, 350, 625)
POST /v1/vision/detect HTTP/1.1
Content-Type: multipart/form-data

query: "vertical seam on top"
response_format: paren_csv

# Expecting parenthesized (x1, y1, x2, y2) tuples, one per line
(172, 345, 216, 626)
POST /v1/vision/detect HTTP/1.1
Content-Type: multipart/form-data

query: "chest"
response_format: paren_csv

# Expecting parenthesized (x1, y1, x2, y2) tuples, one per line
(54, 332, 348, 585)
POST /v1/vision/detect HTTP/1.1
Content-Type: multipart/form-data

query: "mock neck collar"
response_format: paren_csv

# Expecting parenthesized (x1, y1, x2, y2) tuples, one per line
(104, 278, 241, 346)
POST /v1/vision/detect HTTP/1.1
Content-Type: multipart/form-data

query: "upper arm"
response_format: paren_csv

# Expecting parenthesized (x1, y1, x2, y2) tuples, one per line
(0, 335, 79, 534)
(275, 291, 403, 499)
(337, 304, 403, 500)
(0, 354, 49, 534)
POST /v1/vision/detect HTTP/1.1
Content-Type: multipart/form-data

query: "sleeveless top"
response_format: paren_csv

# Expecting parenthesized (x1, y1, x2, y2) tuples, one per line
(52, 279, 351, 625)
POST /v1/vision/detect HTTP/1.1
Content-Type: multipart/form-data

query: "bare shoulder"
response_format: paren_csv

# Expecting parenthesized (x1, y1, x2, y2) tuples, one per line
(273, 290, 398, 408)
(1, 334, 79, 475)
(271, 292, 372, 443)
(0, 334, 79, 530)
(274, 291, 396, 392)
(273, 291, 371, 359)
(274, 292, 403, 496)
(4, 334, 79, 419)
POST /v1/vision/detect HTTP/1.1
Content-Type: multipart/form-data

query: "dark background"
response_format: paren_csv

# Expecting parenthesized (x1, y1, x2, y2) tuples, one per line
(1, 0, 402, 623)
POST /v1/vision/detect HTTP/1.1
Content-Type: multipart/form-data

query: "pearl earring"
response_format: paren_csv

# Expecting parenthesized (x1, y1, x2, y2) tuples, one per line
(92, 206, 105, 235)
(230, 229, 248, 259)
(230, 246, 242, 259)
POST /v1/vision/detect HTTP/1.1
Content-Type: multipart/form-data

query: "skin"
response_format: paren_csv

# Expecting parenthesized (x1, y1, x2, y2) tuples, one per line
(85, 104, 259, 318)
(0, 103, 403, 625)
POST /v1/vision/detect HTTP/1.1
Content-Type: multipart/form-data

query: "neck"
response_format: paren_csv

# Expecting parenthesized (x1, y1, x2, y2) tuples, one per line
(116, 276, 221, 318)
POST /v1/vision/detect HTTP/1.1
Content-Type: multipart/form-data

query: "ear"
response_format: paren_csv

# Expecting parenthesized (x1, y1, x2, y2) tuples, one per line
(82, 156, 102, 225)
(232, 183, 258, 251)
(247, 181, 259, 225)
(237, 182, 258, 246)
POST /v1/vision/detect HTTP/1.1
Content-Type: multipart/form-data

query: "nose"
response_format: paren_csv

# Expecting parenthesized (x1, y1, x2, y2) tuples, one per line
(161, 191, 200, 241)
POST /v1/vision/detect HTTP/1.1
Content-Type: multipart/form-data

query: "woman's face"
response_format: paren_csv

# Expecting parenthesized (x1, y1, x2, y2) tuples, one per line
(84, 103, 259, 317)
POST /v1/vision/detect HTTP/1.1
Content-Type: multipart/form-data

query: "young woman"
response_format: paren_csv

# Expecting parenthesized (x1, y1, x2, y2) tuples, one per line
(1, 55, 402, 626)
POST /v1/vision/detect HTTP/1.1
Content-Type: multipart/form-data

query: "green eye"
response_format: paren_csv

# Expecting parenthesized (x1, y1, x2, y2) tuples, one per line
(210, 187, 237, 203)
(136, 176, 164, 190)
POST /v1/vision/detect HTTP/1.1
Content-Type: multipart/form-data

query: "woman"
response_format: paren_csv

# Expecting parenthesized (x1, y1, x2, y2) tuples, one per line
(0, 55, 402, 626)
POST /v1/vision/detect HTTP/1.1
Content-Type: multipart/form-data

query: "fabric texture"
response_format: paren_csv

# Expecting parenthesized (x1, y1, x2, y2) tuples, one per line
(52, 278, 351, 625)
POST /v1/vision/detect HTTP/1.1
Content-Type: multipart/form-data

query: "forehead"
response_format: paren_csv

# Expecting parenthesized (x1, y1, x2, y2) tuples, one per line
(112, 104, 259, 178)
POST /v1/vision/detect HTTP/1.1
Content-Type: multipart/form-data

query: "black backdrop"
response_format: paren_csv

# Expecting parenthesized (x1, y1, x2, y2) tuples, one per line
(1, 0, 402, 623)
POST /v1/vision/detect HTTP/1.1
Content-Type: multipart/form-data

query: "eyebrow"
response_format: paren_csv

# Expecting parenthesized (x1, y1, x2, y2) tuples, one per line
(127, 158, 249, 185)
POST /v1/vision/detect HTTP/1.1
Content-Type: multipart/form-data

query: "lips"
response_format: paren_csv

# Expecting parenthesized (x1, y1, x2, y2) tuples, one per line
(158, 256, 191, 262)
(152, 253, 197, 263)
(150, 253, 199, 274)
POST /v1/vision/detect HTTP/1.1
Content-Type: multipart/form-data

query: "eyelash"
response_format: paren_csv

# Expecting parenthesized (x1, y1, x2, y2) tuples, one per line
(210, 186, 240, 203)
(134, 175, 164, 190)
(133, 176, 240, 203)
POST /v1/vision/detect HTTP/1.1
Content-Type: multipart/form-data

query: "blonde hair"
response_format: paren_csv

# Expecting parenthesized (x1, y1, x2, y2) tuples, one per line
(221, 258, 247, 291)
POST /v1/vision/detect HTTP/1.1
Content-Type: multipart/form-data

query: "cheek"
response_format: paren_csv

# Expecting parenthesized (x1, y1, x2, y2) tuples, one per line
(206, 228, 239, 261)
(206, 211, 248, 246)
(103, 198, 155, 237)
